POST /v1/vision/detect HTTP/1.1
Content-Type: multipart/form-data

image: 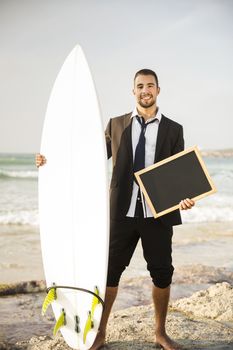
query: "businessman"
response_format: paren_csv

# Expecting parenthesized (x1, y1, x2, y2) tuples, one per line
(36, 69, 194, 350)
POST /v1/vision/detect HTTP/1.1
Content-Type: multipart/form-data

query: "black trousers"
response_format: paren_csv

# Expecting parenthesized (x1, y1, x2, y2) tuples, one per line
(107, 215, 174, 289)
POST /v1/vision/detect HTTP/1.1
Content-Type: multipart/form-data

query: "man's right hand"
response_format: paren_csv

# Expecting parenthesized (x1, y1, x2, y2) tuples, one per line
(35, 154, 47, 168)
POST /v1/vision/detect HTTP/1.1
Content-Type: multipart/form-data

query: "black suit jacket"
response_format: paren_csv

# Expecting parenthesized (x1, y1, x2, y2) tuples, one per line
(105, 112, 184, 226)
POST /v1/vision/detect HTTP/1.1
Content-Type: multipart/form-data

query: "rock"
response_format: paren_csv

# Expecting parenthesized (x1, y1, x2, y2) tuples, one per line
(201, 149, 233, 158)
(0, 341, 10, 350)
(173, 265, 233, 285)
(0, 281, 46, 296)
(171, 282, 233, 321)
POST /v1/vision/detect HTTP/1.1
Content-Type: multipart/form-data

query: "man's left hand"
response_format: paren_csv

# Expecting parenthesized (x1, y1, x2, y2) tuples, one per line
(179, 198, 195, 210)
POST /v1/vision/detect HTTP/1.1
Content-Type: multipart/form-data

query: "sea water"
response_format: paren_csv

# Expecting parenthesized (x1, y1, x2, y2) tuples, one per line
(0, 153, 232, 225)
(0, 154, 38, 226)
(181, 156, 233, 223)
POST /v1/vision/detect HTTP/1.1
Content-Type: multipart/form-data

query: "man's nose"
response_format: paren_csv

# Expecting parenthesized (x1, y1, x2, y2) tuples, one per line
(142, 86, 150, 93)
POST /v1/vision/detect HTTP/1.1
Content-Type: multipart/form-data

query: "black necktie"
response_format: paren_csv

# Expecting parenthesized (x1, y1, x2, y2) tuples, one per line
(133, 116, 158, 173)
(133, 115, 158, 217)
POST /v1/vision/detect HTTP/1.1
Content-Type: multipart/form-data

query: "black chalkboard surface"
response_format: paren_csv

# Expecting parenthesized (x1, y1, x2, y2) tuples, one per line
(135, 146, 216, 218)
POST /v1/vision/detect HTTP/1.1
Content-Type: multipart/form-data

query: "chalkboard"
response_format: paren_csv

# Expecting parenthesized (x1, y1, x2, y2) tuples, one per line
(134, 146, 217, 218)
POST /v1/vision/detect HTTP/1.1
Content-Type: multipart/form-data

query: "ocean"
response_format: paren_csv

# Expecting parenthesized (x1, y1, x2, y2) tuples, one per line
(0, 154, 38, 226)
(0, 153, 232, 226)
(0, 153, 233, 284)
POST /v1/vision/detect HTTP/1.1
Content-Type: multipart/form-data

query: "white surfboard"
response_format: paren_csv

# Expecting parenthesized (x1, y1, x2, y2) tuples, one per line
(39, 45, 109, 350)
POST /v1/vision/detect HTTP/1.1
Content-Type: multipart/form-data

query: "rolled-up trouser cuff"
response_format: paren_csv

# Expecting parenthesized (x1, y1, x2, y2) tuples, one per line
(150, 266, 174, 289)
(106, 265, 126, 287)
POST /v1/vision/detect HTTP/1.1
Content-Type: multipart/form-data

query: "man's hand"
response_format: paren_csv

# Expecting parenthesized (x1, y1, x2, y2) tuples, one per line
(179, 198, 195, 210)
(35, 154, 47, 168)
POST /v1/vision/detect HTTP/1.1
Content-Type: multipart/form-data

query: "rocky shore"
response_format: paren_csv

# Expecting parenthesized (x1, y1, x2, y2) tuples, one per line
(201, 149, 233, 158)
(0, 265, 233, 350)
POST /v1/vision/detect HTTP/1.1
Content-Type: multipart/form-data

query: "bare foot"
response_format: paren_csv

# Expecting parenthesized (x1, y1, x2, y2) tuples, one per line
(89, 330, 106, 350)
(155, 332, 182, 350)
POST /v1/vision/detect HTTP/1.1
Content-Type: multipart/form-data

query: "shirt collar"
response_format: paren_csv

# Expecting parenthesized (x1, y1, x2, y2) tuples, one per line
(131, 107, 162, 123)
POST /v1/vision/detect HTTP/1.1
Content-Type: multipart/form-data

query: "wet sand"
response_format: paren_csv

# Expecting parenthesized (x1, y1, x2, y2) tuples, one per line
(1, 222, 233, 284)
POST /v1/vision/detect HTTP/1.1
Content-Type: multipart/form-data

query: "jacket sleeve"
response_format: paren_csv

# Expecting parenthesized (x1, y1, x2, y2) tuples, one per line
(105, 118, 112, 159)
(172, 125, 184, 154)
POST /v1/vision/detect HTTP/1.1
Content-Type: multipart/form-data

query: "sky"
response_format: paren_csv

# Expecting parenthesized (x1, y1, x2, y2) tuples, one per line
(0, 0, 233, 153)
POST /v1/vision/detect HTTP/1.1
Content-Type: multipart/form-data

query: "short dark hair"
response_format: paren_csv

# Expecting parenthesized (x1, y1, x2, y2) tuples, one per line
(134, 69, 159, 87)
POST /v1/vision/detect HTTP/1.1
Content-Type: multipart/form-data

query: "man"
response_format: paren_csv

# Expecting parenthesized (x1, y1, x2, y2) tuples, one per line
(36, 69, 194, 350)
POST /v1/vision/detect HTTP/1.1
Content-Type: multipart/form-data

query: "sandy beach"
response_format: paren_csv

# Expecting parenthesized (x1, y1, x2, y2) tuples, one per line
(0, 274, 233, 349)
(0, 221, 233, 349)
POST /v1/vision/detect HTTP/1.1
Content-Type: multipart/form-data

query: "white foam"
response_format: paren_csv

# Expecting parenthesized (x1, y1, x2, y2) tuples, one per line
(0, 169, 38, 179)
(0, 210, 39, 226)
(181, 206, 233, 223)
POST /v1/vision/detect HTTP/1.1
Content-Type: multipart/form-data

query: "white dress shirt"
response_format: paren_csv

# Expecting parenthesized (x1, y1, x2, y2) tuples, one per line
(126, 107, 162, 218)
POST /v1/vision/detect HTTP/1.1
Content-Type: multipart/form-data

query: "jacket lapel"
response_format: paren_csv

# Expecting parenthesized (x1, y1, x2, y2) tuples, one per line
(124, 112, 133, 164)
(154, 115, 169, 162)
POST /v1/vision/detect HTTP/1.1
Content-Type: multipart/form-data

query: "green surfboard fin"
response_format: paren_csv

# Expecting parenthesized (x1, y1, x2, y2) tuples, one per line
(83, 311, 93, 344)
(91, 286, 100, 317)
(42, 287, 57, 316)
(53, 309, 66, 336)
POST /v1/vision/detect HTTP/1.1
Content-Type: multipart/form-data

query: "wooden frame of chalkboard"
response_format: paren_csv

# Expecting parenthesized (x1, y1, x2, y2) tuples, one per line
(134, 146, 217, 218)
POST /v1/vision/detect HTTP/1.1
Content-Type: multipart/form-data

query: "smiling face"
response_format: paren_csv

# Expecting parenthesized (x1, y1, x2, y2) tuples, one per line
(133, 74, 160, 110)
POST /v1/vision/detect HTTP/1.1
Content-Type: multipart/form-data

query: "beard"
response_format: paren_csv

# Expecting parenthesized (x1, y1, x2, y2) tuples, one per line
(138, 95, 156, 109)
